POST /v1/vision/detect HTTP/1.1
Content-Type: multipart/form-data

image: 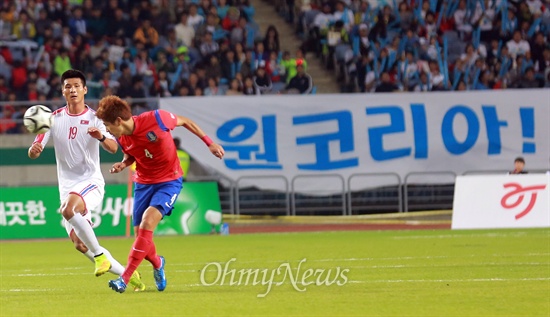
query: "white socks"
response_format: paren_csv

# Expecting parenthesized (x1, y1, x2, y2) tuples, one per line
(84, 248, 125, 275)
(67, 213, 102, 255)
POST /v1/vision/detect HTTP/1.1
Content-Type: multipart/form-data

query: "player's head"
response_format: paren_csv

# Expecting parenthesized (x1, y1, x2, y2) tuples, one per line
(96, 95, 132, 137)
(61, 69, 87, 105)
(61, 69, 86, 87)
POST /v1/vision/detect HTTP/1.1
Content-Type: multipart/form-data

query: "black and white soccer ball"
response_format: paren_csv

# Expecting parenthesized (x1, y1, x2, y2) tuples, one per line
(23, 105, 54, 134)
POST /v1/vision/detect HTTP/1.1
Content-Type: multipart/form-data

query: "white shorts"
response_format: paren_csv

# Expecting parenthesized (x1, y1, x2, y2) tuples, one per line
(61, 181, 104, 236)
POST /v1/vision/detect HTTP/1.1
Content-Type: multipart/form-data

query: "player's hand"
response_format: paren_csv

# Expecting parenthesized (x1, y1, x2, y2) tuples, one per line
(209, 143, 225, 159)
(110, 162, 126, 174)
(87, 127, 103, 140)
(28, 143, 43, 159)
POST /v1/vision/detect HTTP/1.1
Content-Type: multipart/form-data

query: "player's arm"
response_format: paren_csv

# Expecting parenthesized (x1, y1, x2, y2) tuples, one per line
(28, 132, 50, 159)
(176, 115, 225, 159)
(28, 142, 43, 159)
(88, 127, 118, 154)
(110, 153, 136, 174)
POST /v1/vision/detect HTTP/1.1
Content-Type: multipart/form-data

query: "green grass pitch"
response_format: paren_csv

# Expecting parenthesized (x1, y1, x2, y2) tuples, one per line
(1, 228, 549, 317)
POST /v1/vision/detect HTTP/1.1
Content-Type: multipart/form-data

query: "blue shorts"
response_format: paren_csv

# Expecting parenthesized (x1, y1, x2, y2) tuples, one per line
(132, 177, 183, 227)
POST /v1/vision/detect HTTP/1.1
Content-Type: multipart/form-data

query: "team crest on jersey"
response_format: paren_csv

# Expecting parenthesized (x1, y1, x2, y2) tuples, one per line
(146, 131, 158, 142)
(80, 120, 89, 125)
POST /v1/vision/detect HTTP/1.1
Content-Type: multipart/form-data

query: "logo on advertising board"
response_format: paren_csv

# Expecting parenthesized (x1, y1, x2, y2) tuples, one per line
(500, 182, 547, 220)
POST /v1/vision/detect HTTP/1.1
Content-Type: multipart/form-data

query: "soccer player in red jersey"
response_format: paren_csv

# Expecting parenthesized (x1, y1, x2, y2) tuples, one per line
(95, 95, 224, 293)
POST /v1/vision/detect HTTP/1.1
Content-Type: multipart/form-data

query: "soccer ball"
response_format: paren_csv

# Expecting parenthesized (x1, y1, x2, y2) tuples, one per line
(23, 105, 54, 134)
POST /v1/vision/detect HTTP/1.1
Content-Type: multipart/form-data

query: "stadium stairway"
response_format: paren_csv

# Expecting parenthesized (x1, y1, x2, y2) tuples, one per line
(251, 0, 341, 93)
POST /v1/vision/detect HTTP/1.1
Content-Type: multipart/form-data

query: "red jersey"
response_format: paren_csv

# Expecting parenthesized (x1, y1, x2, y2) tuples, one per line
(118, 110, 182, 184)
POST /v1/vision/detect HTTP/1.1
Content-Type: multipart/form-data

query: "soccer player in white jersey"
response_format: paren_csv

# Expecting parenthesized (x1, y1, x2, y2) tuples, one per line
(27, 69, 145, 291)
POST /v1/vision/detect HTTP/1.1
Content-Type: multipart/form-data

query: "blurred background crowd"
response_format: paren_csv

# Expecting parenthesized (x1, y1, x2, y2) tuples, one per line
(0, 0, 549, 134)
(292, 0, 550, 92)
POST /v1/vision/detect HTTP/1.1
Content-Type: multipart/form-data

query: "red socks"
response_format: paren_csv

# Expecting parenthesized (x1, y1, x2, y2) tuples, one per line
(122, 229, 159, 284)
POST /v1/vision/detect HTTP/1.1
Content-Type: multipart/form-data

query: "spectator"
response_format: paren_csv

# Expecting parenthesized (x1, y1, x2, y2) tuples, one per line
(510, 157, 528, 174)
(134, 19, 159, 49)
(150, 69, 172, 97)
(188, 4, 204, 29)
(222, 7, 240, 32)
(196, 13, 223, 41)
(129, 75, 147, 113)
(160, 27, 182, 60)
(226, 78, 243, 95)
(507, 30, 531, 58)
(375, 72, 399, 93)
(0, 104, 17, 134)
(205, 55, 222, 82)
(151, 4, 171, 35)
(512, 67, 542, 88)
(126, 6, 142, 39)
(155, 51, 175, 74)
(200, 32, 220, 57)
(186, 72, 204, 95)
(263, 25, 280, 54)
(204, 77, 225, 96)
(107, 8, 127, 39)
(53, 48, 72, 76)
(86, 7, 107, 38)
(217, 0, 231, 20)
(12, 10, 36, 40)
(175, 12, 196, 48)
(118, 63, 133, 98)
(253, 65, 273, 94)
(243, 76, 259, 95)
(285, 61, 312, 94)
(68, 7, 86, 38)
(100, 69, 120, 93)
(221, 49, 239, 83)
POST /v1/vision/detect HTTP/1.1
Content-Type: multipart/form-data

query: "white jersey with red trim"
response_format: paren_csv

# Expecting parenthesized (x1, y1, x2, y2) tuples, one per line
(33, 105, 114, 201)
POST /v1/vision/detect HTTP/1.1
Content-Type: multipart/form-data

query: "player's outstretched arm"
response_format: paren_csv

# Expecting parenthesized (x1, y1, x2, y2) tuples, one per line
(28, 143, 43, 159)
(176, 115, 225, 159)
(88, 127, 118, 154)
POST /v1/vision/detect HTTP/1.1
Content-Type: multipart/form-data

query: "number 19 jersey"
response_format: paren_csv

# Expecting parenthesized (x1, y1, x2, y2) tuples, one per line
(33, 106, 113, 200)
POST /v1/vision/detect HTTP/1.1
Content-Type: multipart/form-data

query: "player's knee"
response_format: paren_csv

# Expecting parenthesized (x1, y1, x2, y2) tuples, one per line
(60, 205, 73, 220)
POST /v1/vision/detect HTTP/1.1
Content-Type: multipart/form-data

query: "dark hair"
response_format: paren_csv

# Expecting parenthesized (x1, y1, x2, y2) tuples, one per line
(61, 69, 87, 87)
(514, 157, 525, 164)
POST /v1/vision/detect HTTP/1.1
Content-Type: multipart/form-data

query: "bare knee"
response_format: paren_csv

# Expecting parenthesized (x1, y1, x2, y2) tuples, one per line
(60, 203, 75, 220)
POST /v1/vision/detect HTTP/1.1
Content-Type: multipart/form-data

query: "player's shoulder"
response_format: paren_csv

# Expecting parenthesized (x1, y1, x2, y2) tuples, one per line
(52, 106, 65, 117)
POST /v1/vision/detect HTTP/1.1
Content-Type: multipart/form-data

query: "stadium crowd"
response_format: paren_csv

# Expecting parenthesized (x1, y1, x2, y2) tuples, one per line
(0, 0, 314, 133)
(293, 0, 550, 92)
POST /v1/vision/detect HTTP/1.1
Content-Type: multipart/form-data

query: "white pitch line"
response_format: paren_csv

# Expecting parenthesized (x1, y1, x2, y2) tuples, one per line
(2, 277, 549, 292)
(7, 261, 549, 277)
(391, 231, 548, 239)
(2, 253, 549, 276)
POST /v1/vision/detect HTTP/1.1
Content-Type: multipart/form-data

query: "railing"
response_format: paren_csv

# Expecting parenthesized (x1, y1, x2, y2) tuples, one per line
(291, 174, 346, 216)
(235, 175, 289, 215)
(194, 169, 539, 215)
(403, 171, 457, 212)
(347, 173, 402, 215)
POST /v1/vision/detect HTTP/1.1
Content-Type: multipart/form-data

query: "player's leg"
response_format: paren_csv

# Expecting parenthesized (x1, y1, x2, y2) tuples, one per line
(143, 178, 183, 291)
(66, 229, 126, 276)
(61, 193, 112, 276)
(110, 179, 182, 292)
(109, 182, 154, 293)
(119, 206, 163, 285)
